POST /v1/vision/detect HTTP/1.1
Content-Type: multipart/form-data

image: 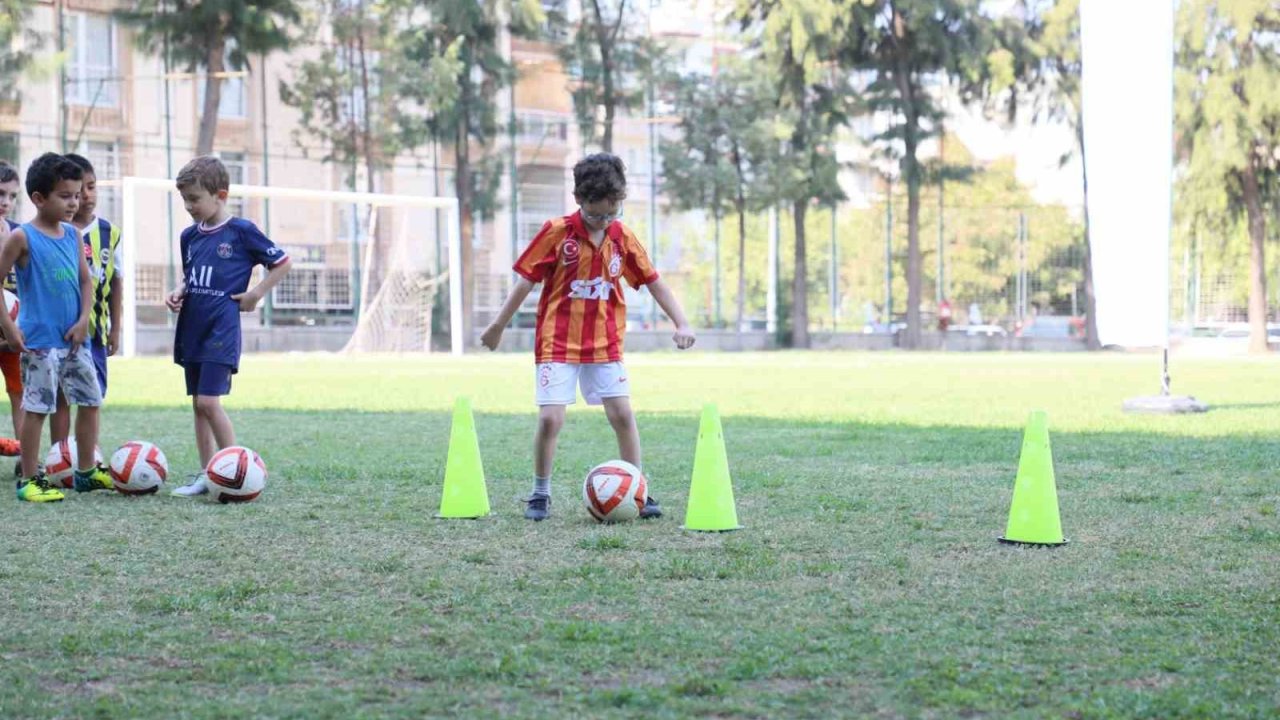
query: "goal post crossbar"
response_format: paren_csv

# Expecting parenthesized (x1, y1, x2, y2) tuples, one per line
(120, 177, 463, 358)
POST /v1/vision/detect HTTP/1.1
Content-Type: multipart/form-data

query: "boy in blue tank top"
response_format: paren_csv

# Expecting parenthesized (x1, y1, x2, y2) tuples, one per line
(0, 153, 114, 502)
(166, 156, 291, 497)
(48, 153, 123, 444)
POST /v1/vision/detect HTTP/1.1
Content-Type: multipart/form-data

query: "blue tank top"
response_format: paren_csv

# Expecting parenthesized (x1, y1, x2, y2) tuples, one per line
(17, 222, 82, 350)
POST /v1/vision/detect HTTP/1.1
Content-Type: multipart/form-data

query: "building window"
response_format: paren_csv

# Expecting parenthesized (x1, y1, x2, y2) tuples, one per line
(218, 151, 248, 216)
(197, 47, 248, 119)
(517, 112, 569, 144)
(518, 166, 566, 250)
(65, 13, 117, 107)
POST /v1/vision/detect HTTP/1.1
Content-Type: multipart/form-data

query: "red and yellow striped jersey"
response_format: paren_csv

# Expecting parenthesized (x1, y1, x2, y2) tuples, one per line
(514, 211, 659, 364)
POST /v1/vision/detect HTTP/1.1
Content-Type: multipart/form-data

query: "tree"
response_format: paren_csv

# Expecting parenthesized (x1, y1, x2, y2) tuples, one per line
(735, 0, 851, 348)
(0, 0, 41, 102)
(660, 62, 773, 330)
(1017, 0, 1099, 348)
(558, 0, 660, 153)
(399, 0, 544, 345)
(116, 0, 300, 155)
(837, 0, 1015, 348)
(280, 0, 462, 307)
(1176, 0, 1279, 353)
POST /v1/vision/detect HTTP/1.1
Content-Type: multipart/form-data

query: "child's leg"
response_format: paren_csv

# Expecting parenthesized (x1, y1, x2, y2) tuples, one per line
(534, 404, 565, 483)
(194, 394, 235, 465)
(7, 389, 21, 437)
(601, 396, 641, 468)
(49, 390, 70, 444)
(19, 410, 46, 478)
(73, 405, 99, 470)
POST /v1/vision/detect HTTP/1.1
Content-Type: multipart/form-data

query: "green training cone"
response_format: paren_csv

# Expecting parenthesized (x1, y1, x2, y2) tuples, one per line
(683, 404, 741, 532)
(436, 397, 491, 519)
(998, 410, 1067, 546)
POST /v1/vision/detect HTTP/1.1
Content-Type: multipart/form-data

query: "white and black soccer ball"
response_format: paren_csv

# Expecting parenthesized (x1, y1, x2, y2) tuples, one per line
(205, 446, 267, 504)
(109, 441, 169, 495)
(582, 460, 647, 523)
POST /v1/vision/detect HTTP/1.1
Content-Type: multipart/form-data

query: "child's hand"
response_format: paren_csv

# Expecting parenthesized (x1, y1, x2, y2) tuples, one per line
(3, 326, 23, 354)
(230, 289, 262, 312)
(166, 287, 185, 313)
(672, 325, 696, 350)
(65, 319, 89, 352)
(107, 327, 120, 356)
(480, 324, 503, 351)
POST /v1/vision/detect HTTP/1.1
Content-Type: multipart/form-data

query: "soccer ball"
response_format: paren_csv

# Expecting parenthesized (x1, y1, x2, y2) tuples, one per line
(109, 441, 169, 495)
(3, 289, 17, 320)
(45, 439, 104, 489)
(205, 446, 267, 504)
(582, 460, 647, 523)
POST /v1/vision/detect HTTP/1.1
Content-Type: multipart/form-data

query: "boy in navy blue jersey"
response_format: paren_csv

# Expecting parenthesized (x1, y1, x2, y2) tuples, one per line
(166, 156, 291, 497)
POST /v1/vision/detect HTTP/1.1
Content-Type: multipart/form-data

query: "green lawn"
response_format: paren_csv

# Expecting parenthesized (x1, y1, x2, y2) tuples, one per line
(1, 352, 1277, 719)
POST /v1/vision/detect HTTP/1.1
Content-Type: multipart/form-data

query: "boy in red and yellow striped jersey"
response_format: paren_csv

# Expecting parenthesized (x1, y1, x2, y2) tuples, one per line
(482, 153, 695, 521)
(0, 161, 24, 457)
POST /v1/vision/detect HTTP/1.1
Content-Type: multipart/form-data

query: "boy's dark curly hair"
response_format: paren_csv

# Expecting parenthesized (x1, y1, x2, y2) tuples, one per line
(572, 153, 627, 204)
(63, 153, 96, 177)
(25, 152, 83, 199)
(0, 161, 18, 185)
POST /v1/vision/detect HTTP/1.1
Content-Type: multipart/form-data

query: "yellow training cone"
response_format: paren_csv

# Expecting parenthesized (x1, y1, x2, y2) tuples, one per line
(683, 404, 741, 532)
(436, 397, 491, 519)
(998, 410, 1067, 546)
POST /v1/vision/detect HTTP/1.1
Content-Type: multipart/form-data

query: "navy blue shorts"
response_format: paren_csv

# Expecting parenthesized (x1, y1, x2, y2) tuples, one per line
(184, 362, 234, 397)
(89, 339, 108, 396)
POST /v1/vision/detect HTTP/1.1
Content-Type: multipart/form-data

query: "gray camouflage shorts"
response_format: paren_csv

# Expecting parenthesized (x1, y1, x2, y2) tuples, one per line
(21, 346, 103, 414)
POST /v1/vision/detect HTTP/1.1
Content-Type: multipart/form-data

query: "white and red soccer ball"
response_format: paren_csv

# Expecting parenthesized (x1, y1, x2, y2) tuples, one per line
(44, 439, 103, 489)
(3, 289, 17, 321)
(582, 460, 647, 523)
(109, 441, 169, 495)
(205, 446, 267, 504)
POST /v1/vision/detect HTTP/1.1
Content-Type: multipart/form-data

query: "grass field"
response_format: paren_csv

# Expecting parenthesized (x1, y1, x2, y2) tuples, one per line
(1, 352, 1277, 719)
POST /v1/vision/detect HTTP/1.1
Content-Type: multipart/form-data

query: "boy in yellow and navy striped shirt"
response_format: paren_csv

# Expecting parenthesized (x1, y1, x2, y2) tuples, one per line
(50, 154, 122, 443)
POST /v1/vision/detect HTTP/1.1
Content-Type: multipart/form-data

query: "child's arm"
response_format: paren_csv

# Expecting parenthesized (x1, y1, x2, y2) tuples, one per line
(0, 228, 27, 352)
(107, 273, 122, 355)
(481, 277, 535, 351)
(65, 250, 93, 352)
(166, 279, 186, 313)
(231, 258, 292, 312)
(647, 278, 696, 350)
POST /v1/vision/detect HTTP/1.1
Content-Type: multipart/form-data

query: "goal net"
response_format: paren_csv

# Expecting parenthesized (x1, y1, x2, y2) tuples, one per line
(120, 177, 462, 358)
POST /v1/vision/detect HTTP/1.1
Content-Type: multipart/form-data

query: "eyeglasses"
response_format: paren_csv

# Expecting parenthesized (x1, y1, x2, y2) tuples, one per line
(580, 206, 623, 224)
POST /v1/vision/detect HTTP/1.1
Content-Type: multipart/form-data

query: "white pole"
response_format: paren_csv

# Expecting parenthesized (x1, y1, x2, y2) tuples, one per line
(448, 200, 463, 356)
(767, 206, 778, 334)
(121, 177, 139, 358)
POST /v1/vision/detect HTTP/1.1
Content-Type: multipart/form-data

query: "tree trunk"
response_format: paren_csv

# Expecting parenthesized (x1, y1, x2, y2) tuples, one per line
(732, 141, 747, 332)
(1076, 117, 1100, 349)
(196, 39, 226, 155)
(903, 135, 922, 350)
(1241, 160, 1269, 354)
(590, 0, 617, 153)
(455, 56, 475, 349)
(792, 198, 809, 348)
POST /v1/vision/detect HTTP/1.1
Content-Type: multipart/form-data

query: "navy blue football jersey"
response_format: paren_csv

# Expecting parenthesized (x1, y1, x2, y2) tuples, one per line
(173, 217, 287, 370)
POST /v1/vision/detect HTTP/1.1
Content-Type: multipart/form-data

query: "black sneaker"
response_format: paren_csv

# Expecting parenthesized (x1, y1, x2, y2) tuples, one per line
(524, 494, 551, 521)
(639, 496, 663, 519)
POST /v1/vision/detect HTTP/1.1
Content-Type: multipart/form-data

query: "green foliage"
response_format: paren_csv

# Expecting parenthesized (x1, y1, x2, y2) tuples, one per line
(279, 1, 463, 178)
(557, 0, 663, 152)
(116, 0, 301, 153)
(1175, 0, 1280, 344)
(0, 0, 42, 101)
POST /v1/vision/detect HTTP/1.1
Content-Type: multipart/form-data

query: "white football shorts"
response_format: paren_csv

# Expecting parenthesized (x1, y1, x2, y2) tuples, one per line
(534, 362, 630, 406)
